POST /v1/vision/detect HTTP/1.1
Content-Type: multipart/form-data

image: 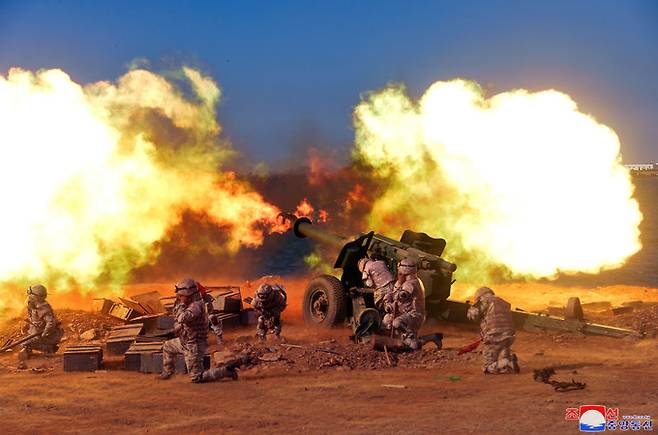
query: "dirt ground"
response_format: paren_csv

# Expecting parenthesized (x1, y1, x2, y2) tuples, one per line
(1, 318, 656, 435)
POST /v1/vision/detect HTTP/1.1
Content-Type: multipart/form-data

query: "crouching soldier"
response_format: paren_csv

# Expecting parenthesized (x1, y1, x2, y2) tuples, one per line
(358, 257, 394, 314)
(158, 278, 236, 383)
(382, 258, 426, 350)
(18, 285, 64, 369)
(252, 283, 287, 340)
(467, 287, 520, 374)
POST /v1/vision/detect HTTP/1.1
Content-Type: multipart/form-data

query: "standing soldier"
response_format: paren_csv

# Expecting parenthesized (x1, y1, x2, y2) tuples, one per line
(382, 258, 426, 350)
(17, 285, 64, 369)
(252, 283, 287, 340)
(158, 278, 236, 383)
(196, 281, 224, 345)
(467, 287, 520, 374)
(357, 257, 394, 314)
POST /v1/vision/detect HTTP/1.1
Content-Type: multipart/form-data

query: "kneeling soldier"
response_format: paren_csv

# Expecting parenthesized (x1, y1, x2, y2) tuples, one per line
(158, 278, 236, 383)
(467, 287, 520, 374)
(18, 285, 64, 369)
(252, 283, 287, 340)
(381, 258, 426, 350)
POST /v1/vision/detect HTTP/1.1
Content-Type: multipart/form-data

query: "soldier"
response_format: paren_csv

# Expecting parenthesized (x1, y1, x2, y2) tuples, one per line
(196, 281, 224, 345)
(382, 258, 426, 350)
(357, 257, 394, 314)
(158, 278, 236, 383)
(17, 284, 64, 369)
(252, 283, 287, 340)
(466, 287, 520, 374)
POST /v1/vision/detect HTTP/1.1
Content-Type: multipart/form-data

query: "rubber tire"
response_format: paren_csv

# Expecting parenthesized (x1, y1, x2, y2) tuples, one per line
(303, 275, 347, 327)
(564, 297, 584, 321)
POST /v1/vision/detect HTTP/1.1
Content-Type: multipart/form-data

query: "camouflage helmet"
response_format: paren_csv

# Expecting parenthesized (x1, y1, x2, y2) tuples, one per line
(256, 283, 273, 298)
(357, 257, 370, 273)
(397, 257, 417, 276)
(474, 287, 494, 303)
(174, 278, 198, 296)
(28, 284, 47, 298)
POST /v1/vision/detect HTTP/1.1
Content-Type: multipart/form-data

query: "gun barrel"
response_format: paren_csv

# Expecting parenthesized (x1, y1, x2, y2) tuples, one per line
(292, 216, 349, 249)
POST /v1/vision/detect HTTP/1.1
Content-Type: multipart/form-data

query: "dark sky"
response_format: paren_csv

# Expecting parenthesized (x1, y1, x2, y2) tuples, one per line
(1, 0, 656, 166)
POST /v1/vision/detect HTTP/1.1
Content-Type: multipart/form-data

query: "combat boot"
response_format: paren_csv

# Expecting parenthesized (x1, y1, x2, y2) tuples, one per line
(226, 367, 239, 380)
(157, 371, 173, 380)
(420, 333, 443, 349)
(17, 348, 29, 369)
(511, 354, 520, 373)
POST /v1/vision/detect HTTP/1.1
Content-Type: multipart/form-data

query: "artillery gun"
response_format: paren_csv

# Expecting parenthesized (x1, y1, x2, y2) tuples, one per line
(290, 215, 456, 336)
(288, 216, 640, 339)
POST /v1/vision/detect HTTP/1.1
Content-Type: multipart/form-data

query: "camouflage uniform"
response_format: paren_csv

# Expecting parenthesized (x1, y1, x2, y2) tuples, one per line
(18, 285, 63, 367)
(382, 259, 426, 350)
(467, 287, 519, 374)
(358, 258, 394, 313)
(200, 290, 223, 344)
(161, 278, 235, 383)
(253, 284, 287, 339)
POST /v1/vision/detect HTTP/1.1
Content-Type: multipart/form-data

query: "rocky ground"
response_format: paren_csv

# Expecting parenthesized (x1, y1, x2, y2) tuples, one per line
(0, 303, 657, 434)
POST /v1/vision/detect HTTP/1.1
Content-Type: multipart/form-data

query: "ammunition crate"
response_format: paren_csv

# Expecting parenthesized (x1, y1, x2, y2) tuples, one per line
(129, 314, 175, 332)
(218, 312, 241, 329)
(63, 345, 103, 372)
(108, 303, 138, 321)
(212, 294, 242, 313)
(124, 341, 164, 371)
(240, 309, 259, 326)
(106, 323, 144, 355)
(92, 298, 114, 315)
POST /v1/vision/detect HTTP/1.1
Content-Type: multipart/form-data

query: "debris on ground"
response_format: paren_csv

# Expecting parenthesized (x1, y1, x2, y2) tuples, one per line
(227, 339, 479, 372)
(590, 304, 658, 338)
(0, 310, 123, 347)
(79, 329, 99, 341)
(533, 367, 586, 392)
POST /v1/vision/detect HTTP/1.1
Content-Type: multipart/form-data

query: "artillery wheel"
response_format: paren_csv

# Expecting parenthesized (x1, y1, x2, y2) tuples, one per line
(303, 275, 347, 327)
(565, 297, 584, 321)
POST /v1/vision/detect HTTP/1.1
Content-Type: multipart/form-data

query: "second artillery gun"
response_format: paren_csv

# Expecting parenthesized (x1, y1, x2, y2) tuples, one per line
(288, 216, 640, 339)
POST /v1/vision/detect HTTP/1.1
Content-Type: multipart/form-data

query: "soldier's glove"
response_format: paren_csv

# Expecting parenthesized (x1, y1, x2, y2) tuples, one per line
(466, 306, 479, 321)
(396, 290, 412, 302)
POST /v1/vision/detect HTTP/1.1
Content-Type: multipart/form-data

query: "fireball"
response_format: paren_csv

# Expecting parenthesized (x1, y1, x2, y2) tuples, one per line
(353, 80, 642, 281)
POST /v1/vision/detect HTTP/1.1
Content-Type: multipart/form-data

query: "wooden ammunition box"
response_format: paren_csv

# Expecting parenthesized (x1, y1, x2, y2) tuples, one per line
(212, 294, 242, 313)
(106, 323, 144, 356)
(63, 345, 103, 372)
(92, 298, 114, 315)
(218, 312, 241, 329)
(108, 303, 138, 321)
(129, 314, 175, 332)
(124, 341, 164, 371)
(240, 309, 259, 326)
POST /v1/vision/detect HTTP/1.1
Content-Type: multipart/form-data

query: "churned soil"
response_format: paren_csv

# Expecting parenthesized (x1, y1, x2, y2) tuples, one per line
(0, 317, 656, 434)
